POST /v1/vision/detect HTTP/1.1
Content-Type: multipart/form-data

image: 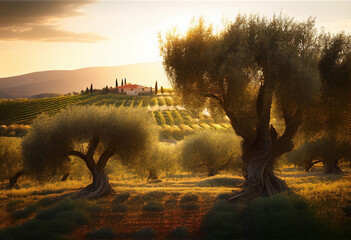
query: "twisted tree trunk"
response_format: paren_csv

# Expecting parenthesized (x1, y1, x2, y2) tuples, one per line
(325, 157, 343, 175)
(76, 165, 115, 198)
(7, 170, 24, 189)
(240, 134, 289, 197)
(228, 80, 299, 199)
(147, 168, 159, 181)
(68, 135, 116, 199)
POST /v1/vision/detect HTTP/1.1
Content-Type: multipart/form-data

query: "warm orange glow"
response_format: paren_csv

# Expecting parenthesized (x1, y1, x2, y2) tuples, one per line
(0, 1, 351, 78)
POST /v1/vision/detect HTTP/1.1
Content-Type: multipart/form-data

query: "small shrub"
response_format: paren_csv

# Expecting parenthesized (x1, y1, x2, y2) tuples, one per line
(171, 111, 184, 125)
(143, 201, 165, 212)
(167, 227, 188, 240)
(180, 193, 199, 210)
(180, 202, 199, 210)
(150, 97, 158, 106)
(12, 204, 37, 219)
(112, 192, 130, 204)
(180, 193, 199, 204)
(158, 97, 165, 106)
(202, 200, 243, 240)
(165, 199, 178, 208)
(86, 227, 116, 239)
(112, 203, 128, 212)
(179, 124, 194, 136)
(1, 199, 93, 240)
(197, 177, 243, 188)
(162, 111, 175, 125)
(154, 111, 166, 125)
(202, 194, 333, 240)
(134, 228, 155, 240)
(6, 199, 24, 212)
(161, 125, 173, 139)
(171, 126, 184, 141)
(143, 191, 167, 201)
(35, 197, 60, 208)
(142, 97, 150, 107)
(165, 97, 173, 106)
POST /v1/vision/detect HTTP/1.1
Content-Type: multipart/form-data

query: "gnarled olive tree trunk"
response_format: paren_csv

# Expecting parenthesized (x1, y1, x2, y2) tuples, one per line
(325, 157, 343, 175)
(228, 82, 300, 198)
(69, 135, 116, 198)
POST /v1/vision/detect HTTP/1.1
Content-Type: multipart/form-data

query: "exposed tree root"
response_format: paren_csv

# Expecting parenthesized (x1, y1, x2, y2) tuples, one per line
(147, 168, 159, 181)
(73, 170, 115, 199)
(325, 165, 344, 175)
(230, 167, 290, 202)
(325, 158, 344, 175)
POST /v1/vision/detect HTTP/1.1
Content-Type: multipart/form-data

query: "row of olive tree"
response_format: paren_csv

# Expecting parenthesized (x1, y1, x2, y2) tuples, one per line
(15, 106, 242, 198)
(1, 114, 241, 195)
(159, 14, 351, 196)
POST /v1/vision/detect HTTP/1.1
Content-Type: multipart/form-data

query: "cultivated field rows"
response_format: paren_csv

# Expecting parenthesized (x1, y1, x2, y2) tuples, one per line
(0, 94, 231, 141)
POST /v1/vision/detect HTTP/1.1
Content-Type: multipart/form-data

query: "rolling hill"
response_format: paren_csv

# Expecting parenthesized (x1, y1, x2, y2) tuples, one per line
(0, 61, 170, 99)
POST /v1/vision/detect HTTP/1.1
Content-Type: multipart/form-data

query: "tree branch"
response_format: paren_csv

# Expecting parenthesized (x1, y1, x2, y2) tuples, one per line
(96, 149, 116, 170)
(68, 150, 87, 161)
(271, 109, 302, 159)
(203, 93, 224, 108)
(87, 135, 100, 158)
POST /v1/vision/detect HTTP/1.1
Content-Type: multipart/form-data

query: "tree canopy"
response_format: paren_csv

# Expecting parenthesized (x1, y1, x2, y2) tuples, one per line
(160, 15, 321, 196)
(22, 106, 158, 198)
(180, 130, 241, 176)
(0, 137, 23, 188)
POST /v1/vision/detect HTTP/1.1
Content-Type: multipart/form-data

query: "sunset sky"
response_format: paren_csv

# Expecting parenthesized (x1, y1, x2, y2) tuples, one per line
(1, 0, 351, 78)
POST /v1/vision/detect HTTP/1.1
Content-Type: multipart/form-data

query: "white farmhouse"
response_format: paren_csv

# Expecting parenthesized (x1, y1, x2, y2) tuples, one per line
(115, 83, 152, 96)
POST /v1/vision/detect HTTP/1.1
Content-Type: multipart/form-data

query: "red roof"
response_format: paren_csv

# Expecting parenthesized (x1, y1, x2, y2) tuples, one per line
(115, 83, 144, 90)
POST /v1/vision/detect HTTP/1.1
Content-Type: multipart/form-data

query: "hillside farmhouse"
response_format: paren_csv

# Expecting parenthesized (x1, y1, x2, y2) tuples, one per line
(114, 83, 152, 96)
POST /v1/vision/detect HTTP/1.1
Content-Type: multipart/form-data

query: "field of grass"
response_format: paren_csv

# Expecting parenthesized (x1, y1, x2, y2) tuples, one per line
(0, 166, 350, 239)
(0, 94, 231, 140)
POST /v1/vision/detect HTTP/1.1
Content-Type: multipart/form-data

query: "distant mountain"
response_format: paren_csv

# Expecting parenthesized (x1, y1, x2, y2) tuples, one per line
(0, 61, 170, 99)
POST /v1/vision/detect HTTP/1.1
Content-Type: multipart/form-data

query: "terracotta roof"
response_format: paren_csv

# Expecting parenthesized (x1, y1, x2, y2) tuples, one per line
(115, 83, 144, 89)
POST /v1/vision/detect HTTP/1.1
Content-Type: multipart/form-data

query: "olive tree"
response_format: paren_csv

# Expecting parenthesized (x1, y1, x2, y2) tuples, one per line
(306, 33, 351, 174)
(160, 15, 320, 196)
(22, 106, 157, 198)
(0, 137, 24, 189)
(180, 130, 241, 176)
(285, 138, 351, 174)
(131, 142, 178, 181)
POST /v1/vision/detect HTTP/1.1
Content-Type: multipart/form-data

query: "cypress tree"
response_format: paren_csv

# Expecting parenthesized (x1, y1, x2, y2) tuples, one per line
(161, 86, 164, 95)
(121, 79, 124, 86)
(116, 79, 118, 87)
(85, 87, 89, 94)
(106, 85, 109, 92)
(124, 78, 127, 85)
(90, 84, 93, 93)
(155, 81, 158, 95)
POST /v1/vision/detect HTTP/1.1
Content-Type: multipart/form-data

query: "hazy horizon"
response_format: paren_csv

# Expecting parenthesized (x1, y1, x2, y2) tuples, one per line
(1, 1, 351, 78)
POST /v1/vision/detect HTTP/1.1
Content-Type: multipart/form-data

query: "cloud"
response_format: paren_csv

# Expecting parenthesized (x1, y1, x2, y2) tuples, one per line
(0, 0, 105, 42)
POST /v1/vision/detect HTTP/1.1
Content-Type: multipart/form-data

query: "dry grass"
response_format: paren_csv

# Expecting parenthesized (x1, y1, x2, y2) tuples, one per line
(0, 166, 350, 239)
